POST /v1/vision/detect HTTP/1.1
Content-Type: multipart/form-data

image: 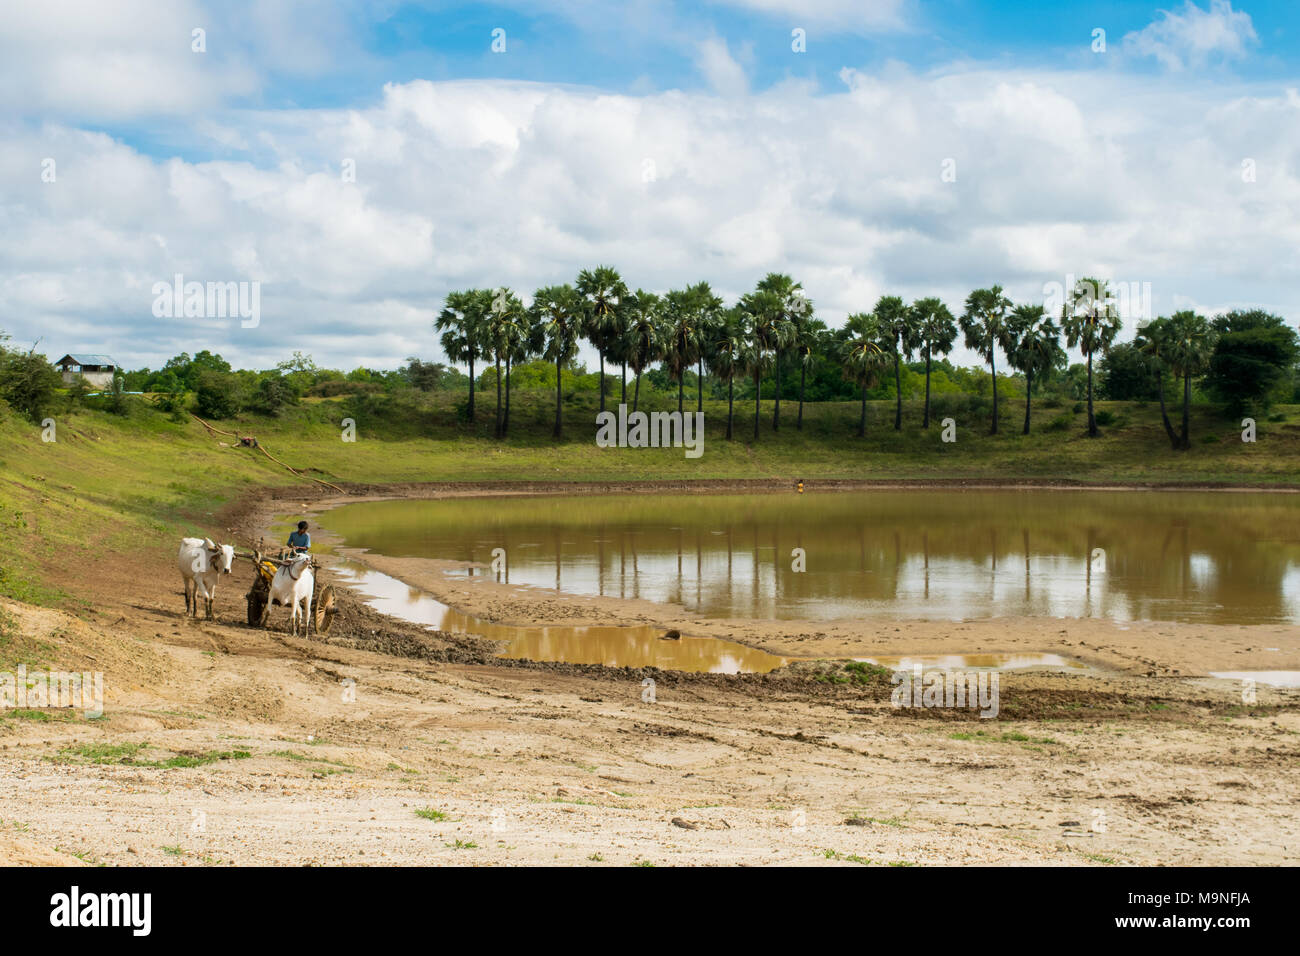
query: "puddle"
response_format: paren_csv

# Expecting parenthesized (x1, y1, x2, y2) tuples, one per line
(1208, 671, 1300, 688)
(856, 653, 1090, 673)
(329, 561, 788, 674)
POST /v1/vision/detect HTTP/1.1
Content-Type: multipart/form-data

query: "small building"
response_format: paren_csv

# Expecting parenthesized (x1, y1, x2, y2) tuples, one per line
(55, 354, 118, 389)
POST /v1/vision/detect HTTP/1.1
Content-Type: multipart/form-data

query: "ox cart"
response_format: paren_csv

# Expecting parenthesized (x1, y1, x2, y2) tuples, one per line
(244, 550, 337, 635)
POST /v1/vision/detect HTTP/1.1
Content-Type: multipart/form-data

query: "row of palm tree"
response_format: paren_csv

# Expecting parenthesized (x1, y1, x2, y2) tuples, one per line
(435, 271, 1217, 448)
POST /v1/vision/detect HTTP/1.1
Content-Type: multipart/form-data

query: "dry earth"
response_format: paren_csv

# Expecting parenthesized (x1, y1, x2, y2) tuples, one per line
(1, 481, 1296, 866)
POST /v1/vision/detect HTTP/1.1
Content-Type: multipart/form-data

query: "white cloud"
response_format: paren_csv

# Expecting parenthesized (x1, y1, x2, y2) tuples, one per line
(1122, 0, 1259, 71)
(694, 37, 750, 97)
(3, 64, 1300, 372)
(0, 0, 368, 119)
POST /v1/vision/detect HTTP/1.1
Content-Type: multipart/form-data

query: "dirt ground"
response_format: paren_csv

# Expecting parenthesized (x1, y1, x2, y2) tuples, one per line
(1, 480, 1297, 866)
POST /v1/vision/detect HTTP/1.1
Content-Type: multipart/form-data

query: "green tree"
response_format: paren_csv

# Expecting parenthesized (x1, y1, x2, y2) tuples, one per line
(1164, 310, 1217, 450)
(756, 273, 802, 431)
(251, 372, 299, 416)
(436, 289, 491, 423)
(1203, 309, 1299, 415)
(1098, 342, 1161, 402)
(1061, 277, 1122, 438)
(875, 295, 917, 431)
(961, 285, 1014, 434)
(705, 308, 748, 441)
(576, 265, 628, 413)
(738, 288, 786, 440)
(688, 281, 723, 413)
(1006, 305, 1064, 434)
(839, 313, 889, 437)
(531, 284, 582, 437)
(790, 316, 827, 431)
(623, 290, 663, 413)
(912, 297, 958, 429)
(193, 368, 243, 419)
(0, 337, 62, 422)
(486, 287, 526, 437)
(1135, 318, 1181, 448)
(662, 287, 703, 414)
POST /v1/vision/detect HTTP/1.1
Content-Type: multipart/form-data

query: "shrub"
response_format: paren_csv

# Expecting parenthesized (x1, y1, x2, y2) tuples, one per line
(194, 369, 244, 419)
(1093, 410, 1116, 427)
(1044, 414, 1072, 432)
(249, 374, 300, 416)
(0, 340, 62, 422)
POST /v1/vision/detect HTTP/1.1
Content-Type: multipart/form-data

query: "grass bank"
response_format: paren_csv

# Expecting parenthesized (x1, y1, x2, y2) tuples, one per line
(1, 388, 1296, 607)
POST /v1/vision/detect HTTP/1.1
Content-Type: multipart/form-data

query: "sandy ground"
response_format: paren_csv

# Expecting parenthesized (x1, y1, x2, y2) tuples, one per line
(1, 480, 1297, 866)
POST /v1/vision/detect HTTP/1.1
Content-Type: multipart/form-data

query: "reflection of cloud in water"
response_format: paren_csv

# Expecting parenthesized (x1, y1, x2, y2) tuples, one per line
(330, 562, 787, 674)
(1209, 671, 1300, 688)
(318, 490, 1300, 626)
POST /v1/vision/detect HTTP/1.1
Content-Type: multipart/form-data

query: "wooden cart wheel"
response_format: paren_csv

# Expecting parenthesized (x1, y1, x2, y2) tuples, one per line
(313, 584, 337, 635)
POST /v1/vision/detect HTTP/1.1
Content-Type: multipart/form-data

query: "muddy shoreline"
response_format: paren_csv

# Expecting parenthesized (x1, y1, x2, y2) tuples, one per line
(222, 479, 1300, 679)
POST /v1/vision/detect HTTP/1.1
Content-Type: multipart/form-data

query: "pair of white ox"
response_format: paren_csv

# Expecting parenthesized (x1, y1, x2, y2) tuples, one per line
(177, 538, 316, 635)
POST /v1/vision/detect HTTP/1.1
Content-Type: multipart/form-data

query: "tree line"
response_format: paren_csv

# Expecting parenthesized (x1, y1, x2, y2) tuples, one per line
(0, 275, 1293, 446)
(436, 269, 1299, 448)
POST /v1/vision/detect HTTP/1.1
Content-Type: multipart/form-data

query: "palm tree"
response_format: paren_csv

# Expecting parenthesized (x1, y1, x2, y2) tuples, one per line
(791, 317, 827, 430)
(875, 295, 917, 431)
(662, 288, 703, 414)
(531, 284, 582, 438)
(688, 281, 723, 414)
(1164, 310, 1216, 450)
(912, 297, 958, 429)
(485, 288, 526, 438)
(576, 266, 627, 414)
(706, 308, 747, 440)
(756, 273, 802, 431)
(623, 289, 663, 413)
(1061, 276, 1122, 438)
(738, 289, 784, 441)
(435, 289, 490, 423)
(961, 286, 1014, 435)
(840, 312, 888, 437)
(1006, 304, 1065, 435)
(1135, 317, 1180, 449)
(501, 294, 540, 435)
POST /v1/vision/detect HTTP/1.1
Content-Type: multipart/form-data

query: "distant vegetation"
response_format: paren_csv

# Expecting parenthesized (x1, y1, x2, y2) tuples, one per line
(1, 273, 1297, 454)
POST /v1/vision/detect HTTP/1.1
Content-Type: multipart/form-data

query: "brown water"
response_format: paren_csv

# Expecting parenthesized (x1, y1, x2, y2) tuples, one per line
(328, 561, 789, 673)
(320, 489, 1300, 626)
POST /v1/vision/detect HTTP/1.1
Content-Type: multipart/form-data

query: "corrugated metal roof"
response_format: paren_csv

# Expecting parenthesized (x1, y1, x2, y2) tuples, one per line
(56, 354, 117, 366)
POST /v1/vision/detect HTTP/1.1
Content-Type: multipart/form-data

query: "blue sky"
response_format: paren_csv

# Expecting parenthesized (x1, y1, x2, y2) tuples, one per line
(1, 0, 1297, 371)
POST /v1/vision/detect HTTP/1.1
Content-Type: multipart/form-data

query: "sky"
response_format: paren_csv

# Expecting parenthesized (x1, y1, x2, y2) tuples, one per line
(2, 0, 1298, 372)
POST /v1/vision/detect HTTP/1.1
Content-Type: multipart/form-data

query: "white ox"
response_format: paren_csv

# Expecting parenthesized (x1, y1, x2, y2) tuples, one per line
(177, 537, 236, 620)
(267, 555, 315, 637)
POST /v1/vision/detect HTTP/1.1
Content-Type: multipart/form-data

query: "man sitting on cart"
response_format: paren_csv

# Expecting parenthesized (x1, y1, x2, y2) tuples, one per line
(286, 521, 311, 555)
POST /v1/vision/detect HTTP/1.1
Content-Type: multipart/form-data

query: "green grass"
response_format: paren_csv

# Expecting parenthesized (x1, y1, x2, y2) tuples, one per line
(50, 741, 251, 767)
(270, 749, 355, 772)
(949, 730, 1059, 745)
(414, 807, 449, 821)
(1, 392, 1295, 608)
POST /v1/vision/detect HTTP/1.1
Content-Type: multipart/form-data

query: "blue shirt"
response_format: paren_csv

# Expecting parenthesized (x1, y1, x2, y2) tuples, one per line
(287, 531, 310, 550)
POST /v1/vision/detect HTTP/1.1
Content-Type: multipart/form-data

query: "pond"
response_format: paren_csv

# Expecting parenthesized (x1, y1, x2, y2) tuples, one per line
(320, 489, 1300, 626)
